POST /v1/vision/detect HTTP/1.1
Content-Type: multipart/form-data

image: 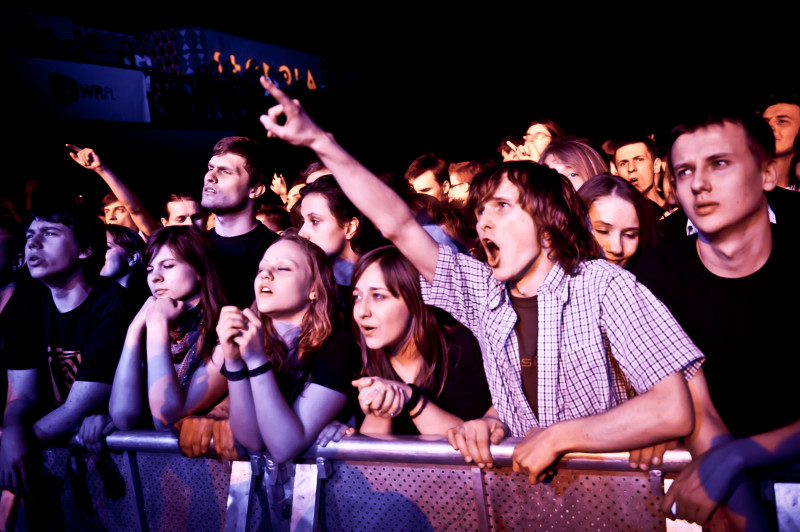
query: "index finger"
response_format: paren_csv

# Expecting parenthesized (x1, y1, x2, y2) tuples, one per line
(260, 76, 290, 105)
(352, 377, 374, 389)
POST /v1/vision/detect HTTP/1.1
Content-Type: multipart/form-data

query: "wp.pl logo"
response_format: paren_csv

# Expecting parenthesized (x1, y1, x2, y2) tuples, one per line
(48, 72, 117, 105)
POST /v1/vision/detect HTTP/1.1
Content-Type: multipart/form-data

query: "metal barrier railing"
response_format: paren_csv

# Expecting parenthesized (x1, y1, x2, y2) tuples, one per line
(1, 429, 797, 531)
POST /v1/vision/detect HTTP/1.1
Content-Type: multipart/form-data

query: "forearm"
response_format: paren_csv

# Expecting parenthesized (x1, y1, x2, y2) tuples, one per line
(549, 373, 694, 455)
(310, 134, 413, 239)
(226, 376, 265, 451)
(33, 382, 112, 442)
(358, 414, 392, 435)
(248, 370, 309, 462)
(411, 401, 465, 435)
(109, 334, 146, 430)
(146, 324, 186, 429)
(309, 134, 438, 281)
(96, 165, 158, 235)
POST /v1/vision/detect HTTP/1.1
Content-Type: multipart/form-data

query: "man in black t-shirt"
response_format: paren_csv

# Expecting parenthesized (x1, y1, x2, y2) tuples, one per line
(0, 204, 132, 507)
(633, 110, 800, 530)
(201, 136, 279, 309)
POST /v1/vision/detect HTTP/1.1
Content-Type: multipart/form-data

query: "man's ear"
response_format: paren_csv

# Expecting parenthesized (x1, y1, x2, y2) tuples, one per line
(344, 217, 360, 240)
(441, 180, 451, 195)
(653, 157, 663, 175)
(761, 158, 779, 192)
(79, 246, 93, 260)
(11, 252, 24, 272)
(127, 251, 141, 268)
(160, 217, 169, 227)
(249, 183, 266, 199)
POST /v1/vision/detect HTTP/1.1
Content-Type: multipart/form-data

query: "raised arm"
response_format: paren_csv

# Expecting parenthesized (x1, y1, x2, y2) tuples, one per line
(66, 144, 159, 237)
(257, 77, 439, 283)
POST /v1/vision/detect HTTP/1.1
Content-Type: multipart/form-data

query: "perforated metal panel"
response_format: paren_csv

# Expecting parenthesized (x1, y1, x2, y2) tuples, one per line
(320, 462, 480, 531)
(41, 448, 140, 530)
(136, 452, 231, 531)
(485, 469, 666, 531)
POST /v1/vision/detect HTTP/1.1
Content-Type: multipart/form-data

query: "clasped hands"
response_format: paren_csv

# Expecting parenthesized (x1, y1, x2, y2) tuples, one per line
(216, 306, 266, 366)
(352, 377, 411, 418)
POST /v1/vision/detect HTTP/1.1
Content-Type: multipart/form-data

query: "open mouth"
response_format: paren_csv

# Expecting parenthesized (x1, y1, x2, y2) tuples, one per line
(203, 186, 216, 194)
(482, 239, 500, 268)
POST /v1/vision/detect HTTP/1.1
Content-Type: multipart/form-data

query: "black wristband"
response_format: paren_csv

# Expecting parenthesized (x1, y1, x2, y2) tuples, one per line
(402, 384, 422, 416)
(248, 360, 273, 378)
(220, 362, 249, 381)
(409, 395, 428, 419)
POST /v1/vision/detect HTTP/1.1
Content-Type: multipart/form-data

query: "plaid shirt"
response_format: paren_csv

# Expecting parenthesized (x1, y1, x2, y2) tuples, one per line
(420, 245, 704, 437)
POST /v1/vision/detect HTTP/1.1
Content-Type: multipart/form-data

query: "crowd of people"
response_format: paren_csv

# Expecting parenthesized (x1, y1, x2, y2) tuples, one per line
(0, 74, 798, 531)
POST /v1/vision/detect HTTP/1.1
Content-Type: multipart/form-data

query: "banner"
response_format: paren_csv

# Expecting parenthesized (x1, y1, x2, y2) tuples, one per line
(12, 56, 151, 123)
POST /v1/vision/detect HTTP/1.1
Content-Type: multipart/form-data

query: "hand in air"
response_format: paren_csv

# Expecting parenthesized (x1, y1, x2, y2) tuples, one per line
(66, 144, 104, 171)
(258, 77, 328, 148)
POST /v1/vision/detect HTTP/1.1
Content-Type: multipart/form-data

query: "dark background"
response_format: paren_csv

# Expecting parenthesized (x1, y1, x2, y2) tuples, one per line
(6, 7, 798, 216)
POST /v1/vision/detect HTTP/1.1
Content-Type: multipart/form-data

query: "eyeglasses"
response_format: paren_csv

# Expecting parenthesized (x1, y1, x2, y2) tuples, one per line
(525, 133, 551, 142)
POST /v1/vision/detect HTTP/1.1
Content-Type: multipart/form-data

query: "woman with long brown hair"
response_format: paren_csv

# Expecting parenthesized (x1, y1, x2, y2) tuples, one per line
(109, 225, 228, 431)
(218, 229, 361, 462)
(351, 245, 491, 435)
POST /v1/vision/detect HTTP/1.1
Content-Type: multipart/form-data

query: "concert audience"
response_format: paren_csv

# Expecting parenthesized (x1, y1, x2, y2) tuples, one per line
(1, 41, 799, 532)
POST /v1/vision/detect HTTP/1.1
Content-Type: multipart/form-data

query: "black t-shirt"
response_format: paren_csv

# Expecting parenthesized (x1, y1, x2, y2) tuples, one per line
(632, 224, 800, 438)
(511, 293, 539, 419)
(4, 276, 134, 414)
(208, 223, 279, 310)
(306, 329, 363, 424)
(379, 322, 492, 435)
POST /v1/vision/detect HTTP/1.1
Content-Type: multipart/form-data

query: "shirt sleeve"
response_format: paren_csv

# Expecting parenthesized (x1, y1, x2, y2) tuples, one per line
(73, 284, 133, 384)
(600, 272, 704, 394)
(419, 244, 494, 333)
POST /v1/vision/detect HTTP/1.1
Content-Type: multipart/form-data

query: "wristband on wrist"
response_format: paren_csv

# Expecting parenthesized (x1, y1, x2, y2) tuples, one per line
(247, 360, 273, 378)
(220, 362, 249, 381)
(409, 395, 428, 419)
(402, 384, 422, 416)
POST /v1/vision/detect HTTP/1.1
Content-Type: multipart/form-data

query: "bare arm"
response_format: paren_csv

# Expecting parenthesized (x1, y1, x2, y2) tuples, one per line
(66, 144, 159, 237)
(258, 77, 439, 283)
(661, 370, 800, 527)
(0, 370, 38, 494)
(32, 381, 113, 442)
(513, 372, 693, 484)
(144, 299, 227, 430)
(109, 298, 152, 430)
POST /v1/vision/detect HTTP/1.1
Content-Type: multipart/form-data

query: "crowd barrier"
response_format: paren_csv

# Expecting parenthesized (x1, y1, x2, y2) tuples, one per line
(2, 430, 798, 531)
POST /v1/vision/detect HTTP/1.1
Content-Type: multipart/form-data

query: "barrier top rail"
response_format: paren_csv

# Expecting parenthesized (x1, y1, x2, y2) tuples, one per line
(90, 430, 694, 473)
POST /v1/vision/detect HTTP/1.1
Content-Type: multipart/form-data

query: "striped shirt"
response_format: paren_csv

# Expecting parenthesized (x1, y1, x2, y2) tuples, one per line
(420, 245, 704, 437)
